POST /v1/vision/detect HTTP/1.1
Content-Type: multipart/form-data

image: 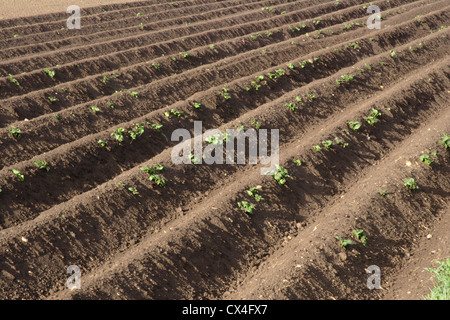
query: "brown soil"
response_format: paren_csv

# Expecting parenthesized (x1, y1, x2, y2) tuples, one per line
(0, 0, 449, 300)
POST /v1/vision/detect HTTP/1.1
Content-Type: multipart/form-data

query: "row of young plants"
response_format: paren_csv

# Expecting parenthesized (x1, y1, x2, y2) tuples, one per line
(3, 0, 408, 94)
(3, 31, 442, 193)
(1, 0, 332, 79)
(3, 27, 444, 163)
(3, 0, 439, 126)
(2, 7, 445, 195)
(232, 65, 449, 249)
(234, 121, 448, 251)
(4, 0, 440, 94)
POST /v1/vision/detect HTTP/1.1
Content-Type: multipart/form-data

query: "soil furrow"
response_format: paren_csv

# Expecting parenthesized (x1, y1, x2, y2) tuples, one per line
(0, 9, 446, 170)
(0, 0, 305, 48)
(49, 75, 450, 300)
(0, 53, 447, 299)
(0, 0, 441, 101)
(0, 0, 448, 301)
(0, 29, 447, 227)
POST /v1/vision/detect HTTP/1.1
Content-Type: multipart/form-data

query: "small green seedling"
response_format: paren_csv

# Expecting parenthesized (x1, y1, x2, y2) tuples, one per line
(403, 178, 419, 190)
(246, 186, 264, 202)
(334, 137, 349, 148)
(420, 154, 433, 167)
(348, 121, 361, 131)
(322, 140, 333, 149)
(98, 140, 108, 148)
(336, 74, 355, 85)
(148, 123, 163, 132)
(249, 121, 261, 130)
(440, 134, 449, 149)
(336, 236, 353, 249)
(285, 102, 298, 111)
(8, 74, 19, 86)
(205, 134, 222, 145)
(222, 132, 234, 143)
(272, 165, 290, 185)
(171, 109, 182, 117)
(48, 96, 57, 103)
(221, 88, 231, 100)
(189, 153, 201, 164)
(299, 60, 308, 68)
(352, 229, 368, 246)
(111, 128, 125, 142)
(33, 160, 50, 172)
(313, 17, 322, 25)
(292, 159, 302, 166)
(8, 127, 22, 138)
(349, 41, 360, 50)
(313, 145, 322, 152)
(193, 102, 202, 109)
(390, 49, 397, 58)
(164, 109, 183, 119)
(128, 123, 145, 141)
(45, 69, 55, 78)
(149, 174, 166, 186)
(118, 183, 139, 195)
(12, 169, 24, 182)
(261, 7, 276, 14)
(364, 108, 381, 126)
(238, 201, 255, 215)
(91, 105, 100, 114)
(250, 81, 261, 91)
(101, 75, 110, 84)
(179, 52, 191, 59)
(141, 165, 166, 186)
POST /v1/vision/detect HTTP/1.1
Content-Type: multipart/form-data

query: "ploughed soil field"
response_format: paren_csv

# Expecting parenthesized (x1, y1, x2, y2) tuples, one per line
(0, 0, 449, 300)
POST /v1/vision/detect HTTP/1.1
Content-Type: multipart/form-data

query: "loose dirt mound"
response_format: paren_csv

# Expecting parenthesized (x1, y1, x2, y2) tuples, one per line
(0, 0, 449, 300)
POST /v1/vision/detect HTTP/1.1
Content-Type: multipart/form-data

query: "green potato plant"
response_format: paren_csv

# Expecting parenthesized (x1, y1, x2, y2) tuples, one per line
(238, 201, 255, 214)
(8, 127, 22, 139)
(33, 161, 50, 172)
(403, 178, 419, 190)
